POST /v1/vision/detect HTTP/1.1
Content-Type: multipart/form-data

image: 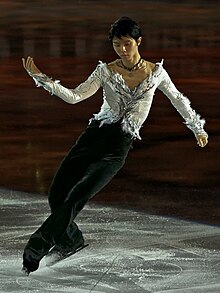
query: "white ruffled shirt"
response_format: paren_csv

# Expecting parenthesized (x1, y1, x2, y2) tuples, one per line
(29, 60, 207, 140)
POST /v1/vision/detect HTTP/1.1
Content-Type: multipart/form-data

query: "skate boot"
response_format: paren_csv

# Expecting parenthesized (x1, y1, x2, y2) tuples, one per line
(22, 258, 39, 276)
(45, 238, 88, 266)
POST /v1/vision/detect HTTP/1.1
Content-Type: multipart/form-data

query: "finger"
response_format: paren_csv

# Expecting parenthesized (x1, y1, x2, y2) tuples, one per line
(30, 57, 36, 69)
(197, 139, 204, 147)
(23, 58, 29, 71)
(25, 57, 30, 70)
(202, 137, 208, 146)
(27, 57, 33, 71)
(22, 58, 26, 69)
(27, 56, 32, 69)
(30, 58, 36, 72)
(201, 138, 206, 147)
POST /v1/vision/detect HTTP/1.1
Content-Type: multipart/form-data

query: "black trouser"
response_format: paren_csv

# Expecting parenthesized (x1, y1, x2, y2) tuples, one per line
(23, 120, 133, 265)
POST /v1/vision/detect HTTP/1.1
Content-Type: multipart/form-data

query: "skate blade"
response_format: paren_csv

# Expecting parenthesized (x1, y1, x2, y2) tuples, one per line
(46, 243, 89, 267)
(63, 243, 89, 260)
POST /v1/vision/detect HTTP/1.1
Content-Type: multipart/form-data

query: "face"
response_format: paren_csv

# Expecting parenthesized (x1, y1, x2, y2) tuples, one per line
(112, 35, 141, 60)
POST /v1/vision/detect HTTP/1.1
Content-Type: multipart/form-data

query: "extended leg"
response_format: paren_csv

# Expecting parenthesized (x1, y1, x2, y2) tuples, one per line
(22, 121, 133, 273)
(23, 158, 126, 272)
(46, 126, 100, 249)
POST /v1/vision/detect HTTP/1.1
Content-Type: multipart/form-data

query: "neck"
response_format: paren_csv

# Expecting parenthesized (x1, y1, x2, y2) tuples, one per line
(121, 53, 141, 69)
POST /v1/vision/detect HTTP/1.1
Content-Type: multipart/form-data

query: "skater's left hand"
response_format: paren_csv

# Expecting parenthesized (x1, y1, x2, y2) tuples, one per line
(196, 134, 208, 148)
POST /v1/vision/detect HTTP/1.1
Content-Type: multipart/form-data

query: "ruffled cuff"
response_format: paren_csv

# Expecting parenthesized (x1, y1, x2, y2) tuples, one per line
(28, 71, 60, 95)
(184, 113, 208, 137)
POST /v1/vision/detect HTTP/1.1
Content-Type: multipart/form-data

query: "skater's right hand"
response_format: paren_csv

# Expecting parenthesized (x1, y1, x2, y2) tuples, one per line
(22, 56, 41, 75)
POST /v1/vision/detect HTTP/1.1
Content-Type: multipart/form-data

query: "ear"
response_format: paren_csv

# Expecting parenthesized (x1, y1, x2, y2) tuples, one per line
(137, 37, 142, 46)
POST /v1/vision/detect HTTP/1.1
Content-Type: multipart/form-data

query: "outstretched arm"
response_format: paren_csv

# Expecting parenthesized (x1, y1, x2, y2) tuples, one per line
(158, 69, 208, 148)
(22, 56, 102, 104)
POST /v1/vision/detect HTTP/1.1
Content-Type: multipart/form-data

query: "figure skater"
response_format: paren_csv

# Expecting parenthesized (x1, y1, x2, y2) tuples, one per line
(21, 16, 208, 275)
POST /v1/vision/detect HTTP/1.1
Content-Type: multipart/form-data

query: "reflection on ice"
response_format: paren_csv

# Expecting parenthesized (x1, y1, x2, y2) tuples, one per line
(0, 188, 220, 292)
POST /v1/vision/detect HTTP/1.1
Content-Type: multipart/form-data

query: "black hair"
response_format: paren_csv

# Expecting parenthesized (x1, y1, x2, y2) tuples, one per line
(108, 16, 142, 43)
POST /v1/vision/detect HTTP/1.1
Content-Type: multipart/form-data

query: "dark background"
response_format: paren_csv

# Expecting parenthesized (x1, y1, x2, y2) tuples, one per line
(0, 0, 219, 223)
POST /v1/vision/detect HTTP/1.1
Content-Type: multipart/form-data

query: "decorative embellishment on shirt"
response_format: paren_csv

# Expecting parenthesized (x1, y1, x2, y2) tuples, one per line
(27, 59, 207, 140)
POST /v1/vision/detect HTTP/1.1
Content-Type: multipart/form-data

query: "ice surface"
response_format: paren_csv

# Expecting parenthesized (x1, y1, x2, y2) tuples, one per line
(0, 188, 220, 292)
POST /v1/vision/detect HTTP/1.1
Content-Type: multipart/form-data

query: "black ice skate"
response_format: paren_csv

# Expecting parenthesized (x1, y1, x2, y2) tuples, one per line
(45, 241, 88, 266)
(22, 258, 39, 276)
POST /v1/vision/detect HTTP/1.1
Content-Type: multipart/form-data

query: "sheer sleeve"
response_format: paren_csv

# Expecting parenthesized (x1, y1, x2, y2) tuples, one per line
(27, 63, 103, 104)
(158, 68, 207, 136)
